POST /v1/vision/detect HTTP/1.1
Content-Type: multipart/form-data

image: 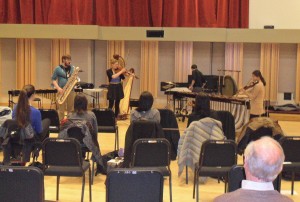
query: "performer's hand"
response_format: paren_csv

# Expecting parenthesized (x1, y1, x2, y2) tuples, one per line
(189, 86, 193, 90)
(58, 88, 64, 94)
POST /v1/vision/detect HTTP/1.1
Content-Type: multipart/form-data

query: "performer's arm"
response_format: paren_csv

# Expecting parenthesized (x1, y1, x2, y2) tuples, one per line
(189, 80, 195, 90)
(52, 80, 64, 94)
(111, 68, 126, 79)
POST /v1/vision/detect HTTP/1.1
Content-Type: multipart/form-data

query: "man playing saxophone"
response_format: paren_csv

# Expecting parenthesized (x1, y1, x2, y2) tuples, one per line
(51, 54, 75, 120)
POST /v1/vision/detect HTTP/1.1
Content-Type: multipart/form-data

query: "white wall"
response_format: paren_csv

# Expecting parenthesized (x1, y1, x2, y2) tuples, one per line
(250, 0, 300, 29)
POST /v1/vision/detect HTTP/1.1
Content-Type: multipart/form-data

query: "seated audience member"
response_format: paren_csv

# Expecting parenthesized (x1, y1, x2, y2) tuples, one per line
(59, 94, 105, 173)
(2, 84, 45, 163)
(187, 93, 218, 127)
(130, 91, 160, 123)
(214, 137, 293, 202)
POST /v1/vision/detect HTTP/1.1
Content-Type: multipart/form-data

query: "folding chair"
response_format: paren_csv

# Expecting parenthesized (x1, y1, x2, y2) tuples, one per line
(227, 165, 281, 193)
(1, 119, 39, 165)
(0, 166, 44, 202)
(280, 136, 300, 195)
(42, 138, 92, 202)
(132, 138, 172, 202)
(92, 108, 119, 150)
(39, 109, 60, 133)
(67, 126, 96, 184)
(106, 168, 164, 202)
(193, 140, 237, 202)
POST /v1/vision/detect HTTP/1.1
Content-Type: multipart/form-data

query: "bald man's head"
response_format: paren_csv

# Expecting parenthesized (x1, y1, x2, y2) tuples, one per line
(244, 136, 285, 182)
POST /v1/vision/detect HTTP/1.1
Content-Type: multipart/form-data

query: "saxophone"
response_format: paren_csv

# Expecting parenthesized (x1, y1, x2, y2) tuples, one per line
(57, 66, 80, 105)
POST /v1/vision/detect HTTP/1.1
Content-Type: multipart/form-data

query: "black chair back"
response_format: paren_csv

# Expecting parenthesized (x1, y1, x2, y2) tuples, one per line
(106, 168, 164, 202)
(228, 165, 281, 192)
(39, 109, 60, 132)
(215, 111, 235, 141)
(0, 166, 44, 202)
(200, 140, 237, 167)
(67, 126, 85, 144)
(280, 136, 300, 163)
(92, 108, 116, 128)
(42, 138, 82, 167)
(132, 138, 170, 167)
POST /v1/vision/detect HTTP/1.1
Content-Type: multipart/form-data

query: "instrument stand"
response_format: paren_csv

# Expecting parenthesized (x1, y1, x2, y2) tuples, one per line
(81, 91, 97, 108)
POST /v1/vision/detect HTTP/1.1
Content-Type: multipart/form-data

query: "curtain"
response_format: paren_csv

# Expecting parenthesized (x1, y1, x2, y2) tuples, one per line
(107, 41, 125, 68)
(140, 41, 159, 97)
(295, 44, 300, 104)
(16, 39, 36, 89)
(260, 43, 280, 102)
(174, 42, 193, 82)
(51, 39, 70, 73)
(0, 0, 249, 28)
(224, 43, 243, 88)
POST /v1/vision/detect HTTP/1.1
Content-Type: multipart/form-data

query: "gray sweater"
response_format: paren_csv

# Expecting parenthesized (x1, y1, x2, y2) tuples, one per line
(130, 108, 160, 123)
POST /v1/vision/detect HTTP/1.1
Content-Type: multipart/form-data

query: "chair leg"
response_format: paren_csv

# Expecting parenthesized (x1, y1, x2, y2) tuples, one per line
(91, 161, 95, 185)
(292, 171, 295, 195)
(186, 165, 188, 184)
(224, 176, 228, 193)
(89, 167, 92, 202)
(81, 174, 85, 202)
(196, 175, 199, 202)
(169, 175, 172, 202)
(193, 169, 197, 199)
(56, 176, 60, 201)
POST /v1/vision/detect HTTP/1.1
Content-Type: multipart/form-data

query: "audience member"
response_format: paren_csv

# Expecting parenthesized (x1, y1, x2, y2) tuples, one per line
(59, 94, 105, 173)
(130, 91, 160, 123)
(214, 136, 293, 202)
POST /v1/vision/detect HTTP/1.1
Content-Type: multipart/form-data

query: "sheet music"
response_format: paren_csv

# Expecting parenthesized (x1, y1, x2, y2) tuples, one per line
(166, 87, 191, 92)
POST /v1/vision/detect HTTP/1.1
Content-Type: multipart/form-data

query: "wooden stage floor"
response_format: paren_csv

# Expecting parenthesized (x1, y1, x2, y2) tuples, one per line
(1, 119, 299, 202)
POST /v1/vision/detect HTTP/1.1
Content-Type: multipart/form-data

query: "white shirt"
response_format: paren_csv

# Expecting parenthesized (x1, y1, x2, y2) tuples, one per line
(242, 180, 274, 191)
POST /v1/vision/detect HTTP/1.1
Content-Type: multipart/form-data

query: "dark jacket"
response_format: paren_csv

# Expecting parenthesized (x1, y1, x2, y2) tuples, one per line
(158, 109, 180, 160)
(123, 120, 164, 167)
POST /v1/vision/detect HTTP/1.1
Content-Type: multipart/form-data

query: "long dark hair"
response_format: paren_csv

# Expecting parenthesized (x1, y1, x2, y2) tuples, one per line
(253, 70, 266, 86)
(16, 84, 35, 127)
(136, 91, 154, 112)
(194, 93, 211, 117)
(74, 94, 88, 114)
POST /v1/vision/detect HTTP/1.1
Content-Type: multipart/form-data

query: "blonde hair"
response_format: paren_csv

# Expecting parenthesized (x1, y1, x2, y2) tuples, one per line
(110, 59, 118, 65)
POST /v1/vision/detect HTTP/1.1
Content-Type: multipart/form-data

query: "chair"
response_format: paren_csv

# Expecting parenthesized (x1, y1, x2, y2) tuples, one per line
(227, 165, 281, 193)
(193, 140, 237, 202)
(123, 120, 164, 168)
(106, 168, 164, 202)
(67, 126, 96, 184)
(1, 119, 39, 165)
(215, 111, 235, 141)
(42, 138, 92, 202)
(280, 136, 300, 195)
(0, 166, 44, 202)
(132, 138, 172, 202)
(92, 108, 119, 150)
(39, 109, 60, 133)
(158, 108, 180, 160)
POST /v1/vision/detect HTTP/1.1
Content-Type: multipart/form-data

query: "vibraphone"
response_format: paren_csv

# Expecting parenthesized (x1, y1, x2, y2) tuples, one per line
(166, 90, 250, 131)
(8, 88, 83, 108)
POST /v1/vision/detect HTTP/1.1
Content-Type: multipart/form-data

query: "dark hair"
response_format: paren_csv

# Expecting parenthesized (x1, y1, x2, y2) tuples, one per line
(74, 94, 88, 114)
(194, 93, 210, 117)
(191, 64, 197, 69)
(61, 54, 71, 62)
(252, 70, 266, 86)
(137, 91, 154, 112)
(16, 84, 35, 127)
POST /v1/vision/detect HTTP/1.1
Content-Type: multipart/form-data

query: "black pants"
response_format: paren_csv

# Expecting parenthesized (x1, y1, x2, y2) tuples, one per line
(109, 99, 120, 117)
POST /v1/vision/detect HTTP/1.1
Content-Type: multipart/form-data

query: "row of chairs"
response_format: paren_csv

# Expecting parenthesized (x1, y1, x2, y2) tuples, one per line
(40, 108, 119, 150)
(1, 136, 299, 201)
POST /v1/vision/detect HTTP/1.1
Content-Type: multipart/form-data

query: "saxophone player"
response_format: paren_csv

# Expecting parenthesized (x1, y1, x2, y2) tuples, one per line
(51, 54, 75, 120)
